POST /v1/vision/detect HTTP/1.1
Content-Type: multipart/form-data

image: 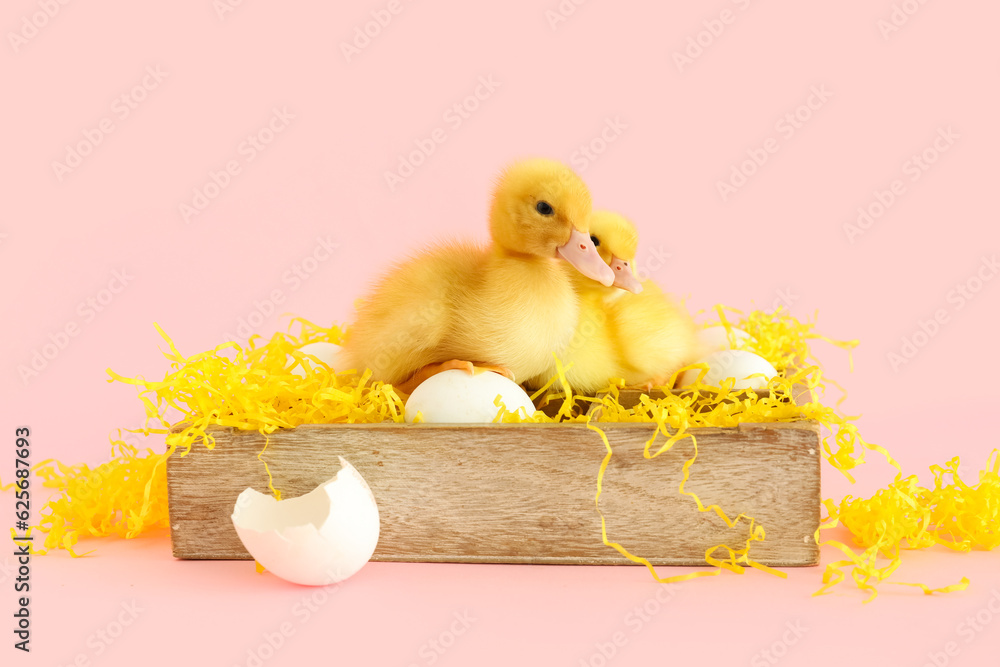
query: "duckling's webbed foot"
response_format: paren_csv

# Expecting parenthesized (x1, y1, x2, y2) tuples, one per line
(395, 359, 476, 395)
(396, 360, 515, 395)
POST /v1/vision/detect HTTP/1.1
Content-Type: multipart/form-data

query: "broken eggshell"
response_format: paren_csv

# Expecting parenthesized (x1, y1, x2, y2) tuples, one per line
(231, 457, 379, 585)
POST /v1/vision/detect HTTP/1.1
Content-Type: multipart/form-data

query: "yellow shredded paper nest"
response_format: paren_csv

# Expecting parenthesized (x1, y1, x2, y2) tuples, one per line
(10, 309, 998, 603)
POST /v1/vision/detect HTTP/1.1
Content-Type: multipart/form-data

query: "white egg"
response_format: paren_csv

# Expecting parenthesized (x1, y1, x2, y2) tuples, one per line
(677, 349, 778, 391)
(697, 325, 753, 353)
(231, 457, 379, 586)
(288, 341, 343, 377)
(404, 369, 535, 423)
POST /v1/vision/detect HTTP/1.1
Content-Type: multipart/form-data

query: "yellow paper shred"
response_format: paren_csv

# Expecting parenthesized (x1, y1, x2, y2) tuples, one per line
(23, 437, 171, 555)
(258, 434, 281, 501)
(816, 450, 998, 602)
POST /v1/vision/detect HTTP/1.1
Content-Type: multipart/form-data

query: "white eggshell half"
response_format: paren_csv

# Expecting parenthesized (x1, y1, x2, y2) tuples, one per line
(288, 342, 343, 377)
(697, 326, 753, 353)
(231, 457, 379, 586)
(404, 369, 535, 423)
(677, 349, 778, 391)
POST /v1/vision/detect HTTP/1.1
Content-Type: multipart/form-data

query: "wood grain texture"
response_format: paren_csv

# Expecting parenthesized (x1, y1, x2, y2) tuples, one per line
(167, 420, 821, 566)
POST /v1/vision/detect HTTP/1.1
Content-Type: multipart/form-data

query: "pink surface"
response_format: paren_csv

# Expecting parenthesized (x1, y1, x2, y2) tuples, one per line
(2, 1, 998, 664)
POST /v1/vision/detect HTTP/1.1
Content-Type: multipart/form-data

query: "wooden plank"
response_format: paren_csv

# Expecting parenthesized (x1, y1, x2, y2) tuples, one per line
(167, 421, 821, 566)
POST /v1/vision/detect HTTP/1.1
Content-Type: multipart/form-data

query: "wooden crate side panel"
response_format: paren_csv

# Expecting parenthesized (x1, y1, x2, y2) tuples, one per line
(167, 423, 820, 566)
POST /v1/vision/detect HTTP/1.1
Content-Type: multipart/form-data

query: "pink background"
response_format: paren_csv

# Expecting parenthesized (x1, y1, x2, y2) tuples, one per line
(2, 1, 999, 664)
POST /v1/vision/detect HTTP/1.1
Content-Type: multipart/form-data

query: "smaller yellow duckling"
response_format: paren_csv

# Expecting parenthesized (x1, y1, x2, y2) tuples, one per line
(524, 210, 698, 394)
(604, 215, 699, 389)
(523, 209, 641, 395)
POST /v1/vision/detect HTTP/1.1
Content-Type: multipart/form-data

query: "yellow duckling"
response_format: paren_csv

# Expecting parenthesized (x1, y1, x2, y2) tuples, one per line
(523, 210, 698, 394)
(522, 209, 641, 394)
(603, 213, 699, 389)
(340, 159, 614, 392)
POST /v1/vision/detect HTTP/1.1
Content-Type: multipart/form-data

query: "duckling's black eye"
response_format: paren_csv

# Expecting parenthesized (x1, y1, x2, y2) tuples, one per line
(536, 200, 554, 216)
(590, 235, 600, 247)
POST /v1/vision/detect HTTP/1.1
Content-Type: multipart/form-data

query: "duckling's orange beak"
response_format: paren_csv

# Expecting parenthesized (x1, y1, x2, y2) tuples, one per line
(610, 256, 643, 294)
(557, 229, 615, 286)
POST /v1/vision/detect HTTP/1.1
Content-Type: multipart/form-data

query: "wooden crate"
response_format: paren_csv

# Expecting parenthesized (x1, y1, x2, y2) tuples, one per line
(166, 406, 821, 567)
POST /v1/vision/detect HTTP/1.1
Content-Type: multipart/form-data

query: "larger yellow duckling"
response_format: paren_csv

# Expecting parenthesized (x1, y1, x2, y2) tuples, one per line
(340, 159, 615, 392)
(523, 210, 698, 394)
